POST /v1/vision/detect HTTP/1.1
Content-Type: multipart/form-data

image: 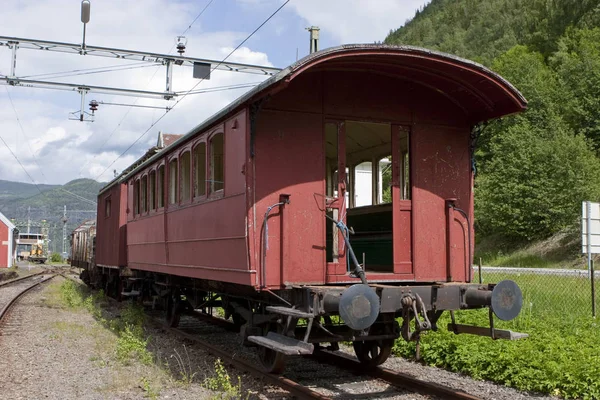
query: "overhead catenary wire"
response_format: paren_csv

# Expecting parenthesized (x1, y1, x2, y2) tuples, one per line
(89, 0, 290, 184)
(181, 0, 215, 37)
(78, 0, 217, 178)
(21, 62, 153, 81)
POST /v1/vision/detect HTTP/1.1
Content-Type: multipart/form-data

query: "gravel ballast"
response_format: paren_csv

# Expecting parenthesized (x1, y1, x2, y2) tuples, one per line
(0, 276, 561, 399)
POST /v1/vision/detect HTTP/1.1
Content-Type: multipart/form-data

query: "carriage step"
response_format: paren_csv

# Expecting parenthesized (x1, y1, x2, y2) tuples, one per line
(448, 324, 529, 340)
(265, 306, 314, 319)
(247, 332, 314, 356)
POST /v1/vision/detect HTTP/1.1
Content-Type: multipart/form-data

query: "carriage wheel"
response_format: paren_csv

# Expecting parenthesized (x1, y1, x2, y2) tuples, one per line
(258, 346, 286, 374)
(165, 295, 183, 328)
(257, 321, 286, 374)
(352, 338, 394, 368)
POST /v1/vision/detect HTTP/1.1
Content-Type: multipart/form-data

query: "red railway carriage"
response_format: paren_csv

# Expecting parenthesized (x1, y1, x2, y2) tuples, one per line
(91, 44, 527, 373)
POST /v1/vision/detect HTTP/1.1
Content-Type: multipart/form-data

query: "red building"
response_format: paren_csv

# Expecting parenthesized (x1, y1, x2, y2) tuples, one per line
(0, 212, 16, 268)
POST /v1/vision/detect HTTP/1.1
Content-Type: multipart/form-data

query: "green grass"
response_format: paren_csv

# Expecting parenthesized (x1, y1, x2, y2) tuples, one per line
(58, 280, 153, 365)
(482, 252, 560, 268)
(396, 271, 600, 399)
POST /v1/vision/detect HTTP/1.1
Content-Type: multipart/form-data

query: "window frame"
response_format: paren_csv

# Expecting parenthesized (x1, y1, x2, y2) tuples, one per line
(179, 148, 192, 205)
(141, 173, 148, 214)
(133, 178, 141, 216)
(157, 163, 165, 210)
(192, 140, 208, 201)
(104, 195, 112, 219)
(149, 169, 157, 212)
(168, 156, 179, 207)
(208, 130, 225, 198)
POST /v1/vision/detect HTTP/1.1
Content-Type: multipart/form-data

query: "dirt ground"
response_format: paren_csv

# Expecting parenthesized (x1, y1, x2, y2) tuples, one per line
(0, 277, 253, 400)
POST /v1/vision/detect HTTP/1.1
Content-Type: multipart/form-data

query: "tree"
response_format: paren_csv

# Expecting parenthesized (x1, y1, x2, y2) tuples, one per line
(475, 122, 600, 240)
(550, 27, 600, 150)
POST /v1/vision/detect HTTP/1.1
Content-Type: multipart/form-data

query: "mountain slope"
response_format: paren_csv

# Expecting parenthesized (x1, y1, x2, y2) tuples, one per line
(386, 0, 600, 65)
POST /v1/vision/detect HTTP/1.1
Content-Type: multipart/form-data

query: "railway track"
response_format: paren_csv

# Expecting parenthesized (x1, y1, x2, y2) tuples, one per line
(59, 273, 483, 399)
(0, 273, 56, 325)
(155, 311, 483, 400)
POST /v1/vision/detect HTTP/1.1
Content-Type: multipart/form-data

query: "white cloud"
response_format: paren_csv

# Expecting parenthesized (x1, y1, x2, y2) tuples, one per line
(288, 0, 430, 44)
(0, 0, 273, 185)
(0, 0, 428, 186)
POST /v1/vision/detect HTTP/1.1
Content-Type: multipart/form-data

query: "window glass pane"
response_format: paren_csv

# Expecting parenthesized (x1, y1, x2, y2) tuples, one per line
(210, 133, 224, 192)
(157, 166, 164, 208)
(378, 157, 392, 204)
(399, 129, 410, 200)
(325, 123, 338, 198)
(353, 161, 373, 207)
(134, 180, 140, 215)
(180, 151, 191, 201)
(149, 171, 156, 210)
(141, 176, 148, 213)
(169, 159, 178, 204)
(105, 197, 111, 218)
(194, 143, 206, 197)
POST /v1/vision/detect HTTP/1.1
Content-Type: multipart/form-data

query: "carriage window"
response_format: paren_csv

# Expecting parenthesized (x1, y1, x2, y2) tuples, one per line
(105, 196, 111, 218)
(325, 123, 338, 198)
(141, 175, 148, 213)
(399, 129, 410, 200)
(180, 151, 191, 202)
(378, 157, 392, 204)
(149, 170, 156, 210)
(194, 143, 206, 197)
(169, 159, 178, 205)
(157, 165, 165, 208)
(353, 161, 373, 207)
(134, 179, 140, 215)
(210, 133, 224, 193)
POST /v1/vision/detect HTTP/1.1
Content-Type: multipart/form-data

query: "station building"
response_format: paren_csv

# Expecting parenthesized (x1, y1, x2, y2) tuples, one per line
(0, 211, 17, 268)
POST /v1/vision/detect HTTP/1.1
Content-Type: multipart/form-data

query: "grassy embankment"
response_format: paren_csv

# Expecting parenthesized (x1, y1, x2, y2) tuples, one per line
(395, 230, 599, 399)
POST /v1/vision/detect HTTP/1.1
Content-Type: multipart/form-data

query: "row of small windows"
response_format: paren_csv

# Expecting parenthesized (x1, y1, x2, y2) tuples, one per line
(133, 132, 224, 216)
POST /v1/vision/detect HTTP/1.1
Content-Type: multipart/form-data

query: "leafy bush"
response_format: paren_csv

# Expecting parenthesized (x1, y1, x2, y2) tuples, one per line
(395, 271, 600, 399)
(50, 253, 63, 263)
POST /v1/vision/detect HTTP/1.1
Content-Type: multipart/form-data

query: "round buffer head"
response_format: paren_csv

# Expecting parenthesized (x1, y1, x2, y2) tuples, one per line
(491, 280, 523, 321)
(339, 284, 380, 330)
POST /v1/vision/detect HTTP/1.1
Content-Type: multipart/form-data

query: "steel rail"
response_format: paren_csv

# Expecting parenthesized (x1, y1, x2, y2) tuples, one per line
(0, 270, 47, 288)
(0, 274, 56, 324)
(150, 317, 331, 400)
(182, 311, 483, 399)
(310, 350, 483, 400)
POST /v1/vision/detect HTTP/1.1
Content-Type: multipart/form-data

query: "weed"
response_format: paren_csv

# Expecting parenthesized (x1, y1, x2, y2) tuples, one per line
(170, 345, 197, 385)
(204, 359, 247, 399)
(116, 324, 153, 365)
(140, 377, 160, 400)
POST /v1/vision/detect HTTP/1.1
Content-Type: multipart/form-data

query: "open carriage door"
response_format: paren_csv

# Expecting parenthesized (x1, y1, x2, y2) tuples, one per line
(392, 125, 413, 274)
(324, 120, 348, 274)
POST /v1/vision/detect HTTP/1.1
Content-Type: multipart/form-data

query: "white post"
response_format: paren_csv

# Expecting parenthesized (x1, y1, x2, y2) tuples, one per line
(587, 201, 592, 278)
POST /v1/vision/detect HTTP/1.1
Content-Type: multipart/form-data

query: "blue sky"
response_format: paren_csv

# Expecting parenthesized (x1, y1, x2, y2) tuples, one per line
(0, 0, 430, 185)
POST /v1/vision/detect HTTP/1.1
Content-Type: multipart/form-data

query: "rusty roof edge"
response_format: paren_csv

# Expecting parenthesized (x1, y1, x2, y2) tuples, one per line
(105, 44, 526, 189)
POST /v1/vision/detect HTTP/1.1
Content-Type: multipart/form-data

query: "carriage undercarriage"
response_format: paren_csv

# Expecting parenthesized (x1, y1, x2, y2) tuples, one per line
(84, 267, 524, 374)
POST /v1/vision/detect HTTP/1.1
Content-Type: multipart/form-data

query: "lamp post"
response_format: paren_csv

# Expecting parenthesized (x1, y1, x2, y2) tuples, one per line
(81, 0, 91, 53)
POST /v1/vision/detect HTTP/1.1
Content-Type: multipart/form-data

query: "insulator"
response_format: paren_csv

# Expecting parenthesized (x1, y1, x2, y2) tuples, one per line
(89, 100, 99, 112)
(176, 42, 186, 55)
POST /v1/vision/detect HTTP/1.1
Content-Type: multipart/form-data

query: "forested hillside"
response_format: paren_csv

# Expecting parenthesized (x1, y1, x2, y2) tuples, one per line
(386, 0, 600, 244)
(0, 178, 104, 255)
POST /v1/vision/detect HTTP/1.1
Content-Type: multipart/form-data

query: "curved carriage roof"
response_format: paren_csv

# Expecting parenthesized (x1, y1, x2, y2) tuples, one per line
(104, 44, 526, 191)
